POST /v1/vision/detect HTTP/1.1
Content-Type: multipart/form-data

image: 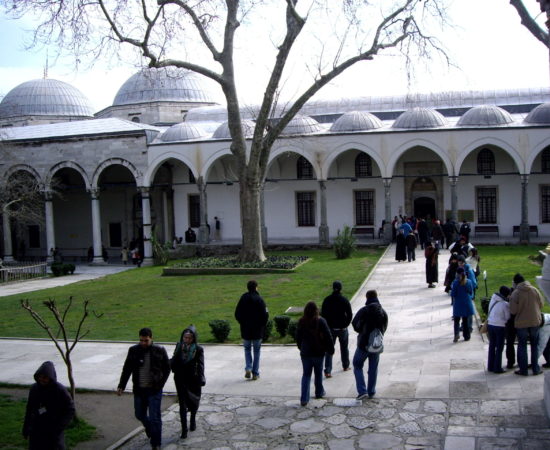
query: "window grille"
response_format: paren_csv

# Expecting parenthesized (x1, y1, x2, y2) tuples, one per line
(297, 156, 314, 179)
(476, 187, 497, 223)
(477, 148, 495, 175)
(542, 185, 550, 223)
(355, 153, 372, 177)
(296, 192, 315, 226)
(354, 190, 375, 225)
(189, 194, 200, 227)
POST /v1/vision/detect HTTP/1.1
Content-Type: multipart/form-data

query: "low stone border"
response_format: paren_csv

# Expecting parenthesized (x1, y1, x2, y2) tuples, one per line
(162, 259, 310, 276)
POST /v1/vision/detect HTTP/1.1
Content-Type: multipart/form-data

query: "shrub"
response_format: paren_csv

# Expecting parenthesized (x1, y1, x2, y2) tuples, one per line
(287, 320, 298, 342)
(208, 319, 231, 343)
(273, 315, 291, 337)
(65, 263, 75, 275)
(333, 225, 356, 259)
(263, 319, 273, 342)
(51, 263, 76, 276)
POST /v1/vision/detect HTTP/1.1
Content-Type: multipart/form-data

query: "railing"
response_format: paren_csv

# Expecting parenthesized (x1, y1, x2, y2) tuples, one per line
(0, 262, 48, 284)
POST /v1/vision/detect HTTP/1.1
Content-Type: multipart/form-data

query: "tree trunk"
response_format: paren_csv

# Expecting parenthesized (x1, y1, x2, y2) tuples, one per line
(239, 180, 266, 262)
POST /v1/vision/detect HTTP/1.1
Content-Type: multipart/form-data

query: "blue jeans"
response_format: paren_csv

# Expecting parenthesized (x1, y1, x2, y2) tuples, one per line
(134, 388, 163, 447)
(243, 339, 262, 376)
(324, 329, 349, 374)
(487, 325, 506, 372)
(353, 347, 380, 396)
(454, 316, 471, 340)
(300, 355, 324, 403)
(516, 327, 540, 374)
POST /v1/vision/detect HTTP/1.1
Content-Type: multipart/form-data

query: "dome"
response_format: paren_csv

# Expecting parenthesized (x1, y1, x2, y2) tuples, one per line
(0, 78, 94, 119)
(212, 119, 255, 139)
(113, 67, 219, 106)
(457, 105, 514, 126)
(330, 111, 383, 132)
(281, 115, 323, 136)
(525, 103, 550, 124)
(160, 122, 207, 142)
(392, 107, 448, 129)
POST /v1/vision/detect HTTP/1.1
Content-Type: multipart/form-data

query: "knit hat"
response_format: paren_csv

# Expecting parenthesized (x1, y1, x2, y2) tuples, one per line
(333, 281, 342, 291)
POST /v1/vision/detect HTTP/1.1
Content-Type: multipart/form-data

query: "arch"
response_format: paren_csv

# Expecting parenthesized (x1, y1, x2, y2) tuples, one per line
(45, 161, 90, 189)
(144, 152, 199, 187)
(322, 142, 385, 179)
(2, 164, 43, 185)
(201, 147, 233, 180)
(527, 137, 550, 173)
(386, 139, 453, 178)
(267, 147, 319, 179)
(92, 158, 141, 188)
(456, 137, 524, 175)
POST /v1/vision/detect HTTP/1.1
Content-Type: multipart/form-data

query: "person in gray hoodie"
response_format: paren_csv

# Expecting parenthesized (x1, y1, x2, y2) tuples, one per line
(23, 361, 75, 450)
(487, 286, 511, 373)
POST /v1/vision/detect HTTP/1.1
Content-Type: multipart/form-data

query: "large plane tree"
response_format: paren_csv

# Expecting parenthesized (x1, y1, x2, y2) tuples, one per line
(2, 0, 449, 262)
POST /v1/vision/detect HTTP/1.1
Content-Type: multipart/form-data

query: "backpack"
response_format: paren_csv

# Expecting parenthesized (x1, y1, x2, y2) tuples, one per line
(367, 328, 384, 353)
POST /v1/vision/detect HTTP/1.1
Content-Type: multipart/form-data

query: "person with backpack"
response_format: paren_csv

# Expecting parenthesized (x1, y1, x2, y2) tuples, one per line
(351, 290, 388, 400)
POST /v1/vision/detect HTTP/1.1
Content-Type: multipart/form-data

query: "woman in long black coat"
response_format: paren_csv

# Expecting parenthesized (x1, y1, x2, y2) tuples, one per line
(395, 230, 407, 262)
(425, 242, 439, 288)
(171, 326, 205, 439)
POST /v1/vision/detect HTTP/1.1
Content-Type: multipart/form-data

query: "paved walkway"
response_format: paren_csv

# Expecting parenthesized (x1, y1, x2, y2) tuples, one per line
(1, 247, 549, 449)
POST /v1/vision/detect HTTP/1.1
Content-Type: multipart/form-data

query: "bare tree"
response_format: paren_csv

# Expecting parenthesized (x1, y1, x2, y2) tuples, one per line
(21, 297, 103, 400)
(1, 0, 450, 262)
(510, 0, 549, 48)
(1, 171, 45, 225)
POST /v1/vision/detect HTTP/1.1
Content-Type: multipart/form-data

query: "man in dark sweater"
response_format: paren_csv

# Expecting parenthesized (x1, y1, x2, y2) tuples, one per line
(117, 328, 170, 450)
(321, 280, 353, 377)
(235, 280, 269, 380)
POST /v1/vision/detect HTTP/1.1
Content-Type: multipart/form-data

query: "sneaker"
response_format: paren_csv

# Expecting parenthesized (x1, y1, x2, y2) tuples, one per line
(368, 393, 375, 399)
(514, 370, 528, 376)
(533, 369, 543, 376)
(343, 367, 351, 372)
(453, 335, 459, 343)
(245, 370, 251, 379)
(356, 393, 368, 400)
(252, 374, 259, 381)
(428, 284, 435, 288)
(324, 372, 332, 378)
(315, 391, 326, 399)
(300, 401, 308, 406)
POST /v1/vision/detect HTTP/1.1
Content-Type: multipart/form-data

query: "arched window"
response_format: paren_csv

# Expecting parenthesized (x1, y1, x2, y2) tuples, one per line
(297, 156, 313, 179)
(131, 116, 141, 123)
(477, 148, 495, 175)
(355, 153, 372, 177)
(542, 147, 550, 174)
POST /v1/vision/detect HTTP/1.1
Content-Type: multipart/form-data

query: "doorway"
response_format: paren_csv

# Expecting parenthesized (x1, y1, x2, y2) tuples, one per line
(414, 197, 436, 219)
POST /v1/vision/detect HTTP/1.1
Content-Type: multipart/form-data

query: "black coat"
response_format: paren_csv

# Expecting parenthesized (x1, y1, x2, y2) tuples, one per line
(321, 292, 352, 329)
(296, 317, 335, 357)
(23, 361, 75, 450)
(118, 343, 171, 393)
(352, 300, 388, 350)
(235, 291, 269, 340)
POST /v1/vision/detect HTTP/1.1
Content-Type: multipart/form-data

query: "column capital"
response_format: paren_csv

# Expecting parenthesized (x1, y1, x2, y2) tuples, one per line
(448, 175, 458, 185)
(520, 174, 529, 184)
(138, 186, 150, 198)
(42, 190, 54, 201)
(382, 177, 392, 188)
(88, 187, 100, 199)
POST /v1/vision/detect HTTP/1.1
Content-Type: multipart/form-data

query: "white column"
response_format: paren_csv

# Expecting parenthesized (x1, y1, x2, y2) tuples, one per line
(90, 188, 104, 265)
(318, 180, 329, 245)
(140, 187, 154, 265)
(2, 210, 14, 262)
(449, 176, 458, 224)
(162, 190, 170, 244)
(382, 178, 392, 243)
(197, 177, 210, 244)
(44, 191, 56, 264)
(519, 174, 530, 243)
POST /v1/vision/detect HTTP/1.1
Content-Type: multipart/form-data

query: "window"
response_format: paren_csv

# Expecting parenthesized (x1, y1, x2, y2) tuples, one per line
(477, 148, 495, 175)
(131, 117, 141, 123)
(476, 187, 497, 223)
(189, 194, 200, 227)
(297, 156, 313, 179)
(355, 153, 372, 177)
(354, 190, 375, 226)
(28, 225, 40, 248)
(542, 185, 550, 223)
(542, 148, 550, 174)
(296, 192, 316, 226)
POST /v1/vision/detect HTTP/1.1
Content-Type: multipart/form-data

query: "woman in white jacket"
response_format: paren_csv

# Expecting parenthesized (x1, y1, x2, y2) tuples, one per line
(487, 286, 511, 373)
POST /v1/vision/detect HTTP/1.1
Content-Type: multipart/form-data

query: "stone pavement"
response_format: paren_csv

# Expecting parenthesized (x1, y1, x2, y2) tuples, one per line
(1, 246, 549, 449)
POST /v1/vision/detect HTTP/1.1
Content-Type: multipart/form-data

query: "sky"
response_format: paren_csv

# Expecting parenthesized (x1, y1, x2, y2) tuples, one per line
(0, 0, 549, 114)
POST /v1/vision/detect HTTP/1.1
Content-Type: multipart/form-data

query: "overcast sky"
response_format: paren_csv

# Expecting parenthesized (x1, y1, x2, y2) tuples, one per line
(0, 0, 548, 114)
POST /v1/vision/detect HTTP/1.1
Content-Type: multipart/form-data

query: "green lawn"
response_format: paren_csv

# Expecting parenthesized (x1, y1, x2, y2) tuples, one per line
(0, 249, 385, 343)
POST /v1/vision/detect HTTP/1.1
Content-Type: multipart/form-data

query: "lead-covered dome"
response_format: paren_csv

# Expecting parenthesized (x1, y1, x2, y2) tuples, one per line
(392, 107, 447, 129)
(113, 67, 219, 106)
(524, 103, 550, 124)
(457, 105, 513, 126)
(212, 120, 256, 139)
(0, 78, 94, 119)
(281, 115, 323, 135)
(330, 111, 383, 132)
(160, 122, 208, 142)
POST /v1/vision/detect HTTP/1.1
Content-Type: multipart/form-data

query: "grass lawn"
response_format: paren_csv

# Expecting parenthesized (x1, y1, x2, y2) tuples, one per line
(0, 249, 385, 343)
(0, 392, 95, 449)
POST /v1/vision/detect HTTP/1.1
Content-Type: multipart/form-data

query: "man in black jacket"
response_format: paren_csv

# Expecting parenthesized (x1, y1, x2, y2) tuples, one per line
(235, 280, 269, 380)
(117, 328, 170, 450)
(321, 280, 353, 377)
(23, 361, 75, 450)
(352, 290, 388, 400)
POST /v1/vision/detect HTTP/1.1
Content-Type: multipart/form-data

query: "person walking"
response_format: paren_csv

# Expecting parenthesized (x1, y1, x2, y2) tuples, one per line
(509, 273, 545, 376)
(321, 280, 353, 377)
(459, 219, 471, 241)
(417, 218, 429, 250)
(23, 361, 75, 450)
(451, 267, 474, 342)
(405, 231, 417, 262)
(424, 241, 438, 288)
(214, 216, 221, 241)
(121, 246, 129, 265)
(171, 326, 205, 439)
(395, 229, 407, 262)
(117, 328, 170, 450)
(431, 220, 445, 248)
(296, 301, 334, 406)
(352, 290, 388, 400)
(487, 286, 511, 373)
(442, 218, 458, 249)
(235, 280, 269, 380)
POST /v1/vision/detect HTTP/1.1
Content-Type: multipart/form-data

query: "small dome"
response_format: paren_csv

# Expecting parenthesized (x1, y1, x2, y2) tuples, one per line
(212, 120, 255, 139)
(392, 107, 447, 129)
(330, 111, 383, 132)
(525, 103, 550, 124)
(113, 67, 219, 106)
(457, 105, 514, 126)
(0, 78, 94, 119)
(160, 122, 207, 142)
(281, 115, 323, 135)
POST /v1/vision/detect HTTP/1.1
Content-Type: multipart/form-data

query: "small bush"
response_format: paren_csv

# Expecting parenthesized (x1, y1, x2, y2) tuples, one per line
(208, 319, 231, 343)
(263, 319, 273, 342)
(51, 263, 76, 276)
(273, 315, 291, 337)
(333, 225, 356, 259)
(65, 263, 76, 275)
(287, 320, 298, 342)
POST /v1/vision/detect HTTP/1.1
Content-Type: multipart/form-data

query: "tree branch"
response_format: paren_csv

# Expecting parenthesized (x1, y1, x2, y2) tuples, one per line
(510, 0, 549, 48)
